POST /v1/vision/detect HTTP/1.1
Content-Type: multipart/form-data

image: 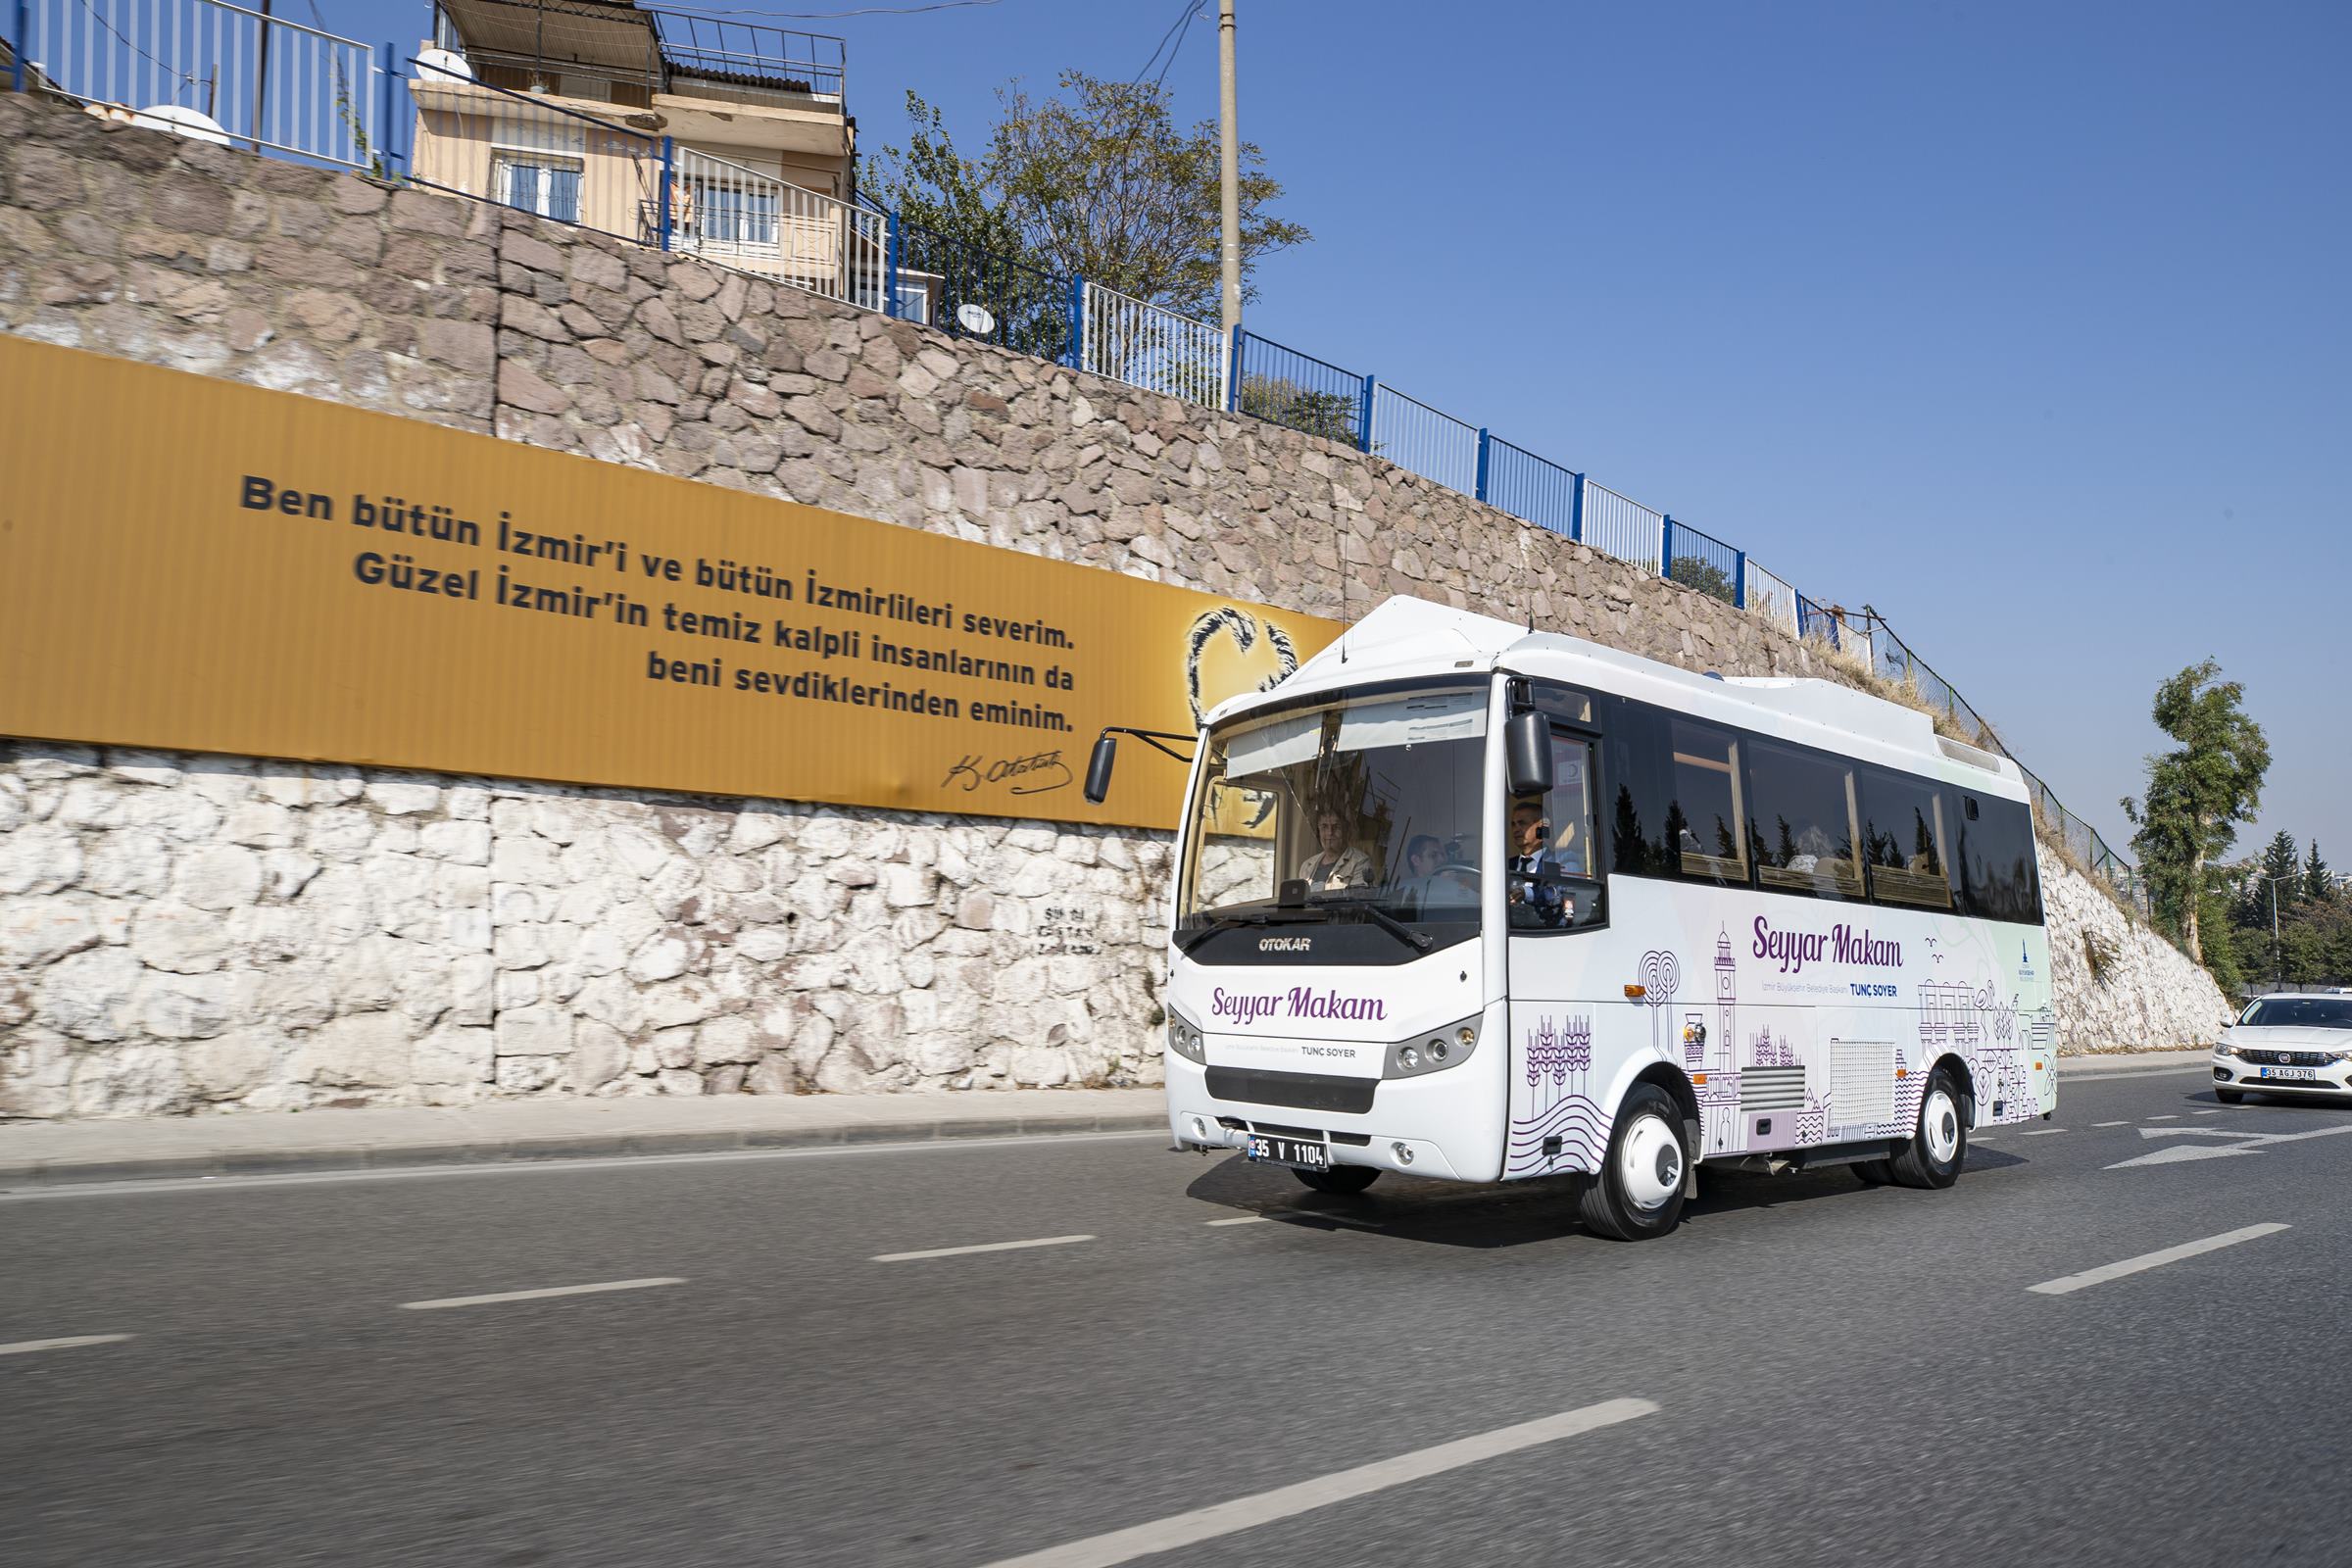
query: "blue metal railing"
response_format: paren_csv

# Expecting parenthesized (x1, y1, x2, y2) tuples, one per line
(894, 217, 1073, 363)
(1481, 437, 1583, 541)
(1664, 516, 1742, 608)
(15, 0, 383, 171)
(1368, 381, 1478, 494)
(1231, 331, 1364, 446)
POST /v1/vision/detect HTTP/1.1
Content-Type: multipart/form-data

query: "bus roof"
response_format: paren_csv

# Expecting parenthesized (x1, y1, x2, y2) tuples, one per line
(1211, 596, 2025, 796)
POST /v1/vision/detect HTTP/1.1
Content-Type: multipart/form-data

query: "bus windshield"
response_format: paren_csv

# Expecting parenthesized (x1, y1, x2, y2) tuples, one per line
(1177, 683, 1488, 950)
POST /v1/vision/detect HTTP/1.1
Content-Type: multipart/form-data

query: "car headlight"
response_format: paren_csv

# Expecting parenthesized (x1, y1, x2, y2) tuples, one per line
(1166, 1014, 1206, 1064)
(1385, 1015, 1482, 1078)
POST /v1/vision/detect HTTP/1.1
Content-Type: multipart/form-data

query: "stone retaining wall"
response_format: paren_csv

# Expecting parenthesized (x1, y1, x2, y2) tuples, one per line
(0, 93, 2230, 1117)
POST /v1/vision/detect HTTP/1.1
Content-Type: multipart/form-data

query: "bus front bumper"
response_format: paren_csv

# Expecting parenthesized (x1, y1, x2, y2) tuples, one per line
(1162, 1051, 1498, 1183)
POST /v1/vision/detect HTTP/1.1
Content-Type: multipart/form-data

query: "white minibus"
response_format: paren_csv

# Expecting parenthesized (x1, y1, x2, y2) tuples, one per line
(1088, 597, 2056, 1240)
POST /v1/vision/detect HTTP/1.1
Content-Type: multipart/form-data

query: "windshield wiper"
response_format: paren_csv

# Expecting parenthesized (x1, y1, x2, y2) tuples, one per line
(1173, 906, 1322, 954)
(1348, 903, 1435, 953)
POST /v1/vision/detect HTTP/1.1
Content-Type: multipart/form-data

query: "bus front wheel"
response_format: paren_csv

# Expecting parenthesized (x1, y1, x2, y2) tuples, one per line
(1578, 1084, 1690, 1241)
(1293, 1164, 1380, 1196)
(1889, 1068, 1968, 1190)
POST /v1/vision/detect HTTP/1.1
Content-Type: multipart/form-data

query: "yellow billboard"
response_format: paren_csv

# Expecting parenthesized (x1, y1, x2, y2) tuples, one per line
(0, 338, 1340, 830)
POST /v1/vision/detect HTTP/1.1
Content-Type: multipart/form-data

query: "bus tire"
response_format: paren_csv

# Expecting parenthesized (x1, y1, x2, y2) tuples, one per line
(1889, 1068, 1967, 1190)
(1578, 1084, 1690, 1241)
(1292, 1164, 1380, 1196)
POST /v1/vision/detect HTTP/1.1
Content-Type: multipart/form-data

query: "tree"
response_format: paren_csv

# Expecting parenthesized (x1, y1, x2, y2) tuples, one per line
(2305, 839, 2335, 906)
(1669, 555, 1739, 606)
(2121, 660, 2270, 967)
(988, 72, 1308, 318)
(866, 91, 1025, 260)
(2260, 829, 2303, 912)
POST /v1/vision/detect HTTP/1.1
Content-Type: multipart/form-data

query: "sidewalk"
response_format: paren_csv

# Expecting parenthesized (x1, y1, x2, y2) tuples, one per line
(0, 1049, 2215, 1190)
(0, 1088, 1171, 1189)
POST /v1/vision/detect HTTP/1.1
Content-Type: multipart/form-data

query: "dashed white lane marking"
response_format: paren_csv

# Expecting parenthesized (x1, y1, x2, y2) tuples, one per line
(2094, 1120, 2130, 1128)
(1206, 1216, 1272, 1226)
(2021, 1128, 2068, 1137)
(399, 1277, 686, 1310)
(2028, 1223, 2290, 1296)
(2192, 1109, 2224, 1115)
(973, 1397, 1659, 1567)
(2147, 1114, 2180, 1121)
(871, 1234, 1094, 1263)
(0, 1334, 134, 1356)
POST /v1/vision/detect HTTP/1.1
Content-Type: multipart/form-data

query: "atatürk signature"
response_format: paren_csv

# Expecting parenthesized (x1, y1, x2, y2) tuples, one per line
(942, 750, 1073, 796)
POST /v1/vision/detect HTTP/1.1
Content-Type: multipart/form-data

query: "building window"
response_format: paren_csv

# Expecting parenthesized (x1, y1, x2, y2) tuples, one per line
(493, 153, 583, 224)
(693, 181, 779, 246)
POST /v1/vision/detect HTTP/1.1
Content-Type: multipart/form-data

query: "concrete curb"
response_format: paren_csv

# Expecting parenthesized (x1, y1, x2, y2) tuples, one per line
(0, 1112, 1171, 1191)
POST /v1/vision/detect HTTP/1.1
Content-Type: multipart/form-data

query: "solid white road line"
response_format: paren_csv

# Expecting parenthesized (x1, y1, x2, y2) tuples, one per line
(0, 1334, 134, 1356)
(2028, 1223, 2290, 1297)
(871, 1235, 1094, 1263)
(399, 1277, 686, 1310)
(2094, 1120, 2130, 1127)
(974, 1397, 1659, 1568)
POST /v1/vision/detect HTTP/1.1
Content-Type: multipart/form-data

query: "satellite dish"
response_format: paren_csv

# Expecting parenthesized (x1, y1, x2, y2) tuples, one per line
(127, 105, 232, 146)
(416, 47, 473, 81)
(955, 303, 997, 336)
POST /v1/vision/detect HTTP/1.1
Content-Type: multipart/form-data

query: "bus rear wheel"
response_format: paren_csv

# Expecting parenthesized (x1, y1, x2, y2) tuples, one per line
(1292, 1164, 1380, 1196)
(1578, 1084, 1690, 1241)
(1889, 1068, 1968, 1190)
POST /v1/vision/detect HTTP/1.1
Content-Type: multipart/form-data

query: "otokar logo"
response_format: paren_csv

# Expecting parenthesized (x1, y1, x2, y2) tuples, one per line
(1258, 936, 1312, 954)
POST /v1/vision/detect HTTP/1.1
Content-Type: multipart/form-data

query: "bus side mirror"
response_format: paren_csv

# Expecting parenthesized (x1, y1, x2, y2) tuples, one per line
(1084, 735, 1117, 804)
(1505, 710, 1554, 795)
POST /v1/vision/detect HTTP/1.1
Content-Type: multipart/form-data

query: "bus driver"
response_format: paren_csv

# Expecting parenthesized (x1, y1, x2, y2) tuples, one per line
(1507, 797, 1574, 927)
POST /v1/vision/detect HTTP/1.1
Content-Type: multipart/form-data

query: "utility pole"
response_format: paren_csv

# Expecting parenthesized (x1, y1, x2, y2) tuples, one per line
(1217, 0, 1241, 345)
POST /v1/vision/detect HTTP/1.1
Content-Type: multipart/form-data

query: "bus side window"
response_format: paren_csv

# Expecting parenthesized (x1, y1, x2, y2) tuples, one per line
(1600, 699, 1747, 887)
(1666, 720, 1749, 886)
(1861, 767, 1953, 910)
(1745, 741, 1864, 901)
(1953, 791, 2042, 924)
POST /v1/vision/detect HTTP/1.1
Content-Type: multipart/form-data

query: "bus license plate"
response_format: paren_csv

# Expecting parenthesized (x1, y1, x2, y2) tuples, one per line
(1246, 1133, 1331, 1171)
(2260, 1067, 2318, 1081)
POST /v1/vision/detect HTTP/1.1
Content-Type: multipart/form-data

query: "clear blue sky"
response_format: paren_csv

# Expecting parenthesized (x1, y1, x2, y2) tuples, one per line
(325, 0, 2348, 864)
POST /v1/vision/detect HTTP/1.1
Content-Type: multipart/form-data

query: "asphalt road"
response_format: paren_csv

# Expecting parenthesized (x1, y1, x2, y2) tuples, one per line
(6, 1066, 2350, 1567)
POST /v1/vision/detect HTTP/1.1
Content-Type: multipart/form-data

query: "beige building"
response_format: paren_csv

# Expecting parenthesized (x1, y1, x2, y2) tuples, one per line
(409, 0, 875, 297)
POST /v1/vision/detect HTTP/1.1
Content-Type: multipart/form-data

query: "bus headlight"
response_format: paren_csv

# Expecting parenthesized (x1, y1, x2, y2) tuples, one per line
(1166, 1014, 1206, 1064)
(1385, 1015, 1481, 1078)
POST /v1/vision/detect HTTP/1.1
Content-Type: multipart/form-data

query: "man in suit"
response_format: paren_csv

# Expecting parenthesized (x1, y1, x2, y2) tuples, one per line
(1507, 797, 1574, 928)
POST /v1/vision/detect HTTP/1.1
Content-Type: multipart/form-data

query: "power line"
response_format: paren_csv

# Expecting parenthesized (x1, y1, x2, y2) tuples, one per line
(1152, 2, 1204, 91)
(1133, 0, 1200, 86)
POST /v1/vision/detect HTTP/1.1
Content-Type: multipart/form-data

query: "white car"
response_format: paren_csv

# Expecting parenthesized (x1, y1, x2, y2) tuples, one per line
(2212, 994, 2352, 1103)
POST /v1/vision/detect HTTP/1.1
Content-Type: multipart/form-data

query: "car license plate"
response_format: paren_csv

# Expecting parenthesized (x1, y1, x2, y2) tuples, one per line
(2260, 1067, 2318, 1081)
(1245, 1133, 1331, 1171)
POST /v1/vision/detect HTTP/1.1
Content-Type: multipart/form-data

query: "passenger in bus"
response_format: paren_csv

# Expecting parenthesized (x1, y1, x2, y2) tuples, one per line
(1393, 834, 1446, 916)
(1296, 808, 1375, 891)
(1787, 824, 1835, 874)
(1507, 797, 1573, 927)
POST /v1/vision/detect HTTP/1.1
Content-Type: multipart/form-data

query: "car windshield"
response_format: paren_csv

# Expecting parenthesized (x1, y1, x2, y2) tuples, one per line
(2239, 997, 2352, 1029)
(1178, 683, 1488, 943)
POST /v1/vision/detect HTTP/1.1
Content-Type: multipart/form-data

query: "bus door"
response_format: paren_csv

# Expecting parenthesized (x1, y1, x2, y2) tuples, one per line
(1500, 697, 1608, 1178)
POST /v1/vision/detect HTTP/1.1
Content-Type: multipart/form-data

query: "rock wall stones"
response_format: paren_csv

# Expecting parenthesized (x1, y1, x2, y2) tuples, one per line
(2038, 845, 2232, 1054)
(0, 94, 2229, 1116)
